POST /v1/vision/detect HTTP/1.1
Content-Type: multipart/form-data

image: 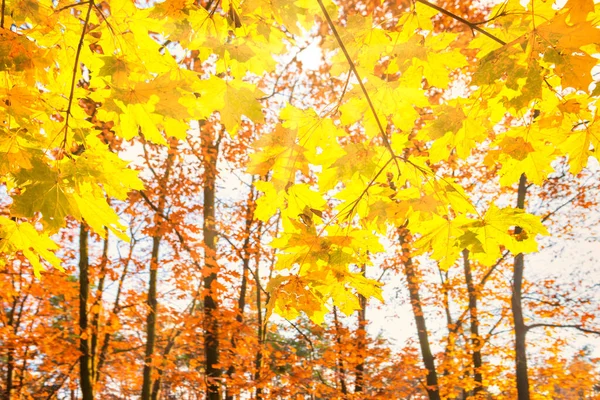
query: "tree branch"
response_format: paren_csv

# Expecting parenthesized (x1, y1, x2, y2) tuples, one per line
(541, 186, 590, 223)
(54, 0, 92, 13)
(316, 0, 401, 172)
(61, 1, 94, 149)
(527, 323, 600, 336)
(1, 0, 5, 28)
(415, 0, 507, 46)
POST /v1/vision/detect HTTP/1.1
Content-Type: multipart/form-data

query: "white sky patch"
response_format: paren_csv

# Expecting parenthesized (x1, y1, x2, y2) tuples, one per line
(297, 39, 325, 71)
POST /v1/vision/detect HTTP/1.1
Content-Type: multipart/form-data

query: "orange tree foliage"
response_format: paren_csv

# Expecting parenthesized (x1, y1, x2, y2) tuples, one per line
(1, 0, 600, 399)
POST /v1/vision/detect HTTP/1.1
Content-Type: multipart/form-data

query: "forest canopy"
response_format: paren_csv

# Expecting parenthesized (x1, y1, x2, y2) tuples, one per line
(0, 0, 599, 399)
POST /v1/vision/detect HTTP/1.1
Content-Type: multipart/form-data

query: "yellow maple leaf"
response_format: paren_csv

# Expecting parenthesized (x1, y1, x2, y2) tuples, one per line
(412, 214, 468, 270)
(73, 183, 129, 242)
(0, 217, 63, 278)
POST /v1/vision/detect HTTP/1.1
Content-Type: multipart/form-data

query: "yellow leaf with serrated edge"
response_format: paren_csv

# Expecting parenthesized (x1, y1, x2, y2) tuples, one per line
(412, 214, 467, 270)
(73, 183, 129, 242)
(0, 217, 62, 278)
(285, 184, 327, 220)
(66, 135, 144, 200)
(347, 272, 384, 303)
(193, 77, 264, 135)
(267, 277, 328, 324)
(11, 158, 76, 232)
(462, 205, 549, 265)
(254, 180, 284, 222)
(560, 126, 599, 174)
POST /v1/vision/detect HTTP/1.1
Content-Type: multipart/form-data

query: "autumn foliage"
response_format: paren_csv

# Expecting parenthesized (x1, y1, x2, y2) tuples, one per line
(1, 0, 600, 399)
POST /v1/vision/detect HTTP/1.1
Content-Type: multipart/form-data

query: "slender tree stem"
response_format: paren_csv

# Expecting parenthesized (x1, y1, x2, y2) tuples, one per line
(141, 151, 175, 400)
(96, 239, 135, 383)
(79, 224, 94, 400)
(202, 124, 222, 400)
(463, 249, 484, 395)
(333, 307, 348, 395)
(225, 182, 256, 400)
(512, 174, 530, 400)
(90, 230, 109, 384)
(355, 263, 367, 394)
(400, 228, 440, 400)
(1, 0, 5, 28)
(141, 235, 161, 400)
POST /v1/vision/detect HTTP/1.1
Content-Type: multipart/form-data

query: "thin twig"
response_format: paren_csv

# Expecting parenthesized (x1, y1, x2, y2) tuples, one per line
(258, 46, 308, 101)
(61, 1, 94, 149)
(527, 323, 600, 336)
(541, 186, 590, 223)
(316, 0, 401, 173)
(339, 157, 395, 220)
(415, 0, 507, 46)
(54, 0, 92, 13)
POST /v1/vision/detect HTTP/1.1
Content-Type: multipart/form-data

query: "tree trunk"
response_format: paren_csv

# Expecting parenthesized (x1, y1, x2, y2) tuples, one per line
(151, 333, 176, 400)
(400, 228, 440, 400)
(4, 292, 18, 400)
(141, 235, 161, 400)
(333, 307, 348, 396)
(225, 184, 256, 400)
(152, 278, 205, 400)
(141, 152, 174, 400)
(202, 125, 221, 400)
(354, 264, 367, 394)
(254, 217, 268, 400)
(224, 259, 248, 400)
(90, 231, 109, 385)
(96, 241, 135, 384)
(439, 268, 454, 379)
(17, 298, 36, 400)
(5, 348, 14, 400)
(79, 224, 94, 400)
(512, 174, 530, 400)
(463, 249, 483, 396)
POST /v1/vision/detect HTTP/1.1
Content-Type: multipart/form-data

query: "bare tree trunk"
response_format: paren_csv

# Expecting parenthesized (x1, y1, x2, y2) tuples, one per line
(141, 152, 174, 400)
(202, 125, 221, 400)
(90, 231, 109, 386)
(462, 249, 483, 396)
(512, 174, 530, 400)
(79, 223, 94, 400)
(354, 264, 367, 394)
(400, 228, 440, 400)
(141, 235, 161, 400)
